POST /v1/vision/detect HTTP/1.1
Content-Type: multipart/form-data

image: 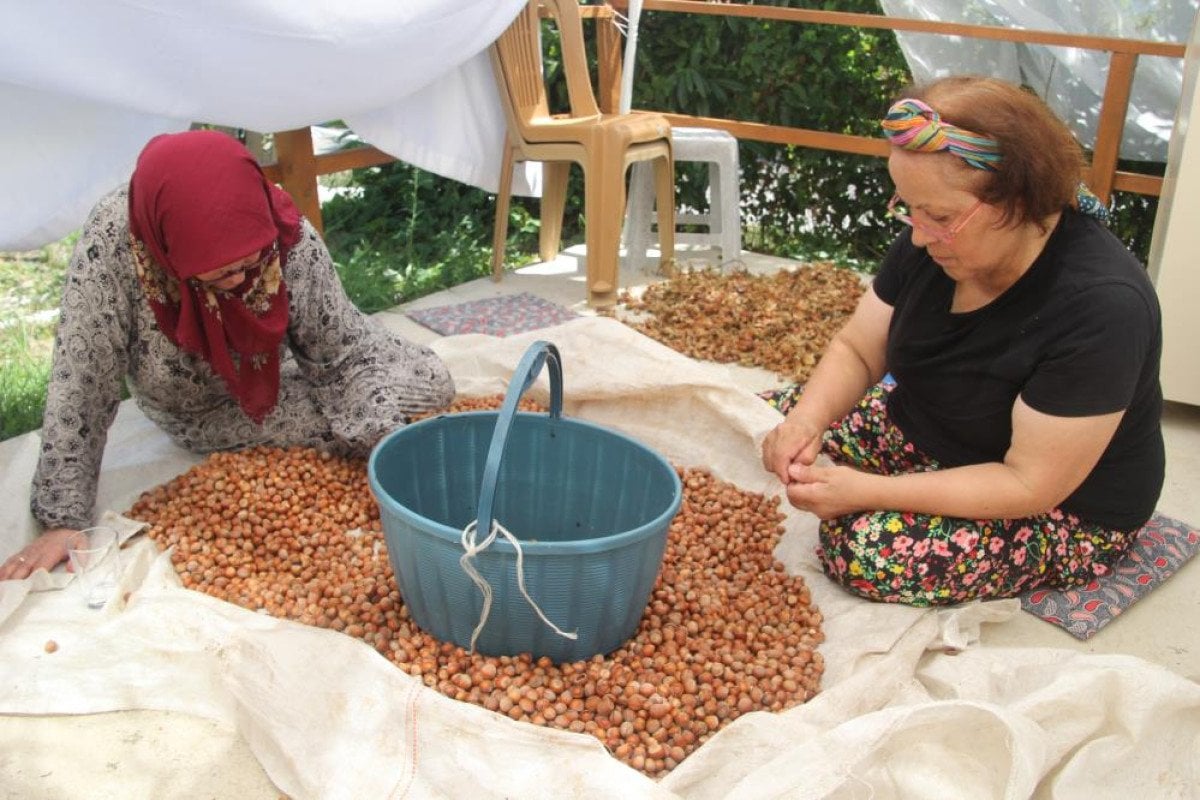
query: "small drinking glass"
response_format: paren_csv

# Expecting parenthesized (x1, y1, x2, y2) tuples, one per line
(66, 527, 121, 609)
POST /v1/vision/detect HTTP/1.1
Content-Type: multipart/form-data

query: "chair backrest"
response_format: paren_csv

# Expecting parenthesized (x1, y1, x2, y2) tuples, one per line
(491, 0, 601, 140)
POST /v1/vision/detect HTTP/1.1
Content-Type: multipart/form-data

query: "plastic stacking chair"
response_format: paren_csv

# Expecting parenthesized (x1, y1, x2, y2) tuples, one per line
(624, 127, 741, 270)
(489, 0, 676, 307)
(618, 1, 742, 271)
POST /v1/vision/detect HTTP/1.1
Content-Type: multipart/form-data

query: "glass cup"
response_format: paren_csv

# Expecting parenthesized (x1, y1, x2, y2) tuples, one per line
(66, 527, 121, 609)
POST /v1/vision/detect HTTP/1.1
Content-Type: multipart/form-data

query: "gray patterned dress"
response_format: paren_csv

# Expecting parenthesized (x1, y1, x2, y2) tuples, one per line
(31, 189, 455, 530)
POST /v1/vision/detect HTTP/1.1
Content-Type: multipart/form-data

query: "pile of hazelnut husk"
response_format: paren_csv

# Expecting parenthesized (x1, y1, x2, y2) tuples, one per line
(127, 395, 824, 778)
(618, 262, 865, 383)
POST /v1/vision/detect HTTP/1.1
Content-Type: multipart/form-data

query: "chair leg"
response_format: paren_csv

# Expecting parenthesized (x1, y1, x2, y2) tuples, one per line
(708, 161, 722, 236)
(583, 159, 626, 307)
(491, 144, 516, 281)
(623, 161, 655, 273)
(652, 152, 676, 276)
(539, 162, 570, 263)
(717, 152, 741, 264)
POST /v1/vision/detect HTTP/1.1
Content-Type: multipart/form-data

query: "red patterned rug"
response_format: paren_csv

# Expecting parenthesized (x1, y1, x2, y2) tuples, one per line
(1020, 513, 1200, 640)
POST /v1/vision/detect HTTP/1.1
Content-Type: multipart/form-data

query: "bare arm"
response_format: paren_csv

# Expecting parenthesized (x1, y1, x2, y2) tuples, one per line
(761, 288, 891, 483)
(786, 397, 1123, 520)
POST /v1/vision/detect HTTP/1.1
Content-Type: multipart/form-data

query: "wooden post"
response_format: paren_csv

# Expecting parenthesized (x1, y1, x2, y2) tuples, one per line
(272, 128, 324, 235)
(595, 4, 623, 114)
(1090, 51, 1138, 204)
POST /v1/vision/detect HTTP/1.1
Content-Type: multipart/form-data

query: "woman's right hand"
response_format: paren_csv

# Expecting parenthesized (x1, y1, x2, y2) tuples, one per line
(0, 528, 78, 581)
(761, 416, 826, 485)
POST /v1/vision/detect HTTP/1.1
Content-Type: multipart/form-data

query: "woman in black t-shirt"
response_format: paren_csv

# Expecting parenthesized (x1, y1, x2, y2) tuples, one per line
(761, 76, 1164, 606)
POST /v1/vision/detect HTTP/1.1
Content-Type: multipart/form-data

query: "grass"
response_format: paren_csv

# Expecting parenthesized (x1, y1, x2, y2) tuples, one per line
(0, 237, 74, 441)
(0, 322, 54, 440)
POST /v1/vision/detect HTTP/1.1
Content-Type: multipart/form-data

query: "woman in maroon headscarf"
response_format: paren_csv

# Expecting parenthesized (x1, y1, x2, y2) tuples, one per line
(0, 130, 454, 578)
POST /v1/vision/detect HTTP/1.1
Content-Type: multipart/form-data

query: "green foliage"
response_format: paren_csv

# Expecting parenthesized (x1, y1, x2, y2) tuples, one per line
(0, 238, 73, 313)
(633, 0, 912, 267)
(0, 240, 74, 440)
(629, 1, 1161, 267)
(313, 3, 913, 283)
(0, 320, 52, 440)
(1107, 159, 1165, 266)
(314, 1, 1163, 295)
(321, 161, 541, 312)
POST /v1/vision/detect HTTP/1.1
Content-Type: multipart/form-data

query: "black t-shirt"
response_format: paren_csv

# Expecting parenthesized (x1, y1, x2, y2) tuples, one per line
(873, 208, 1164, 530)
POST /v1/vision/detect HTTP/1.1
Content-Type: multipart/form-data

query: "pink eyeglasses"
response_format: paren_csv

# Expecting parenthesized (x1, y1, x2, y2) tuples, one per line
(887, 195, 984, 244)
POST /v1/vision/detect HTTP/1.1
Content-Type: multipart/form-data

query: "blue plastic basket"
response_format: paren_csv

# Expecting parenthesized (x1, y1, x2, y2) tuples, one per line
(368, 341, 682, 662)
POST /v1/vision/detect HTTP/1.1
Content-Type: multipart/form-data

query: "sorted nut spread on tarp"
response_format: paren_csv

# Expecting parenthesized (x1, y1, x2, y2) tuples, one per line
(617, 263, 865, 383)
(127, 395, 825, 779)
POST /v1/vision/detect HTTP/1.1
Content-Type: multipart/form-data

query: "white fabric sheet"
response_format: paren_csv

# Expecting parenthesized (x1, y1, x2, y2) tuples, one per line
(1, 317, 1197, 799)
(0, 0, 528, 250)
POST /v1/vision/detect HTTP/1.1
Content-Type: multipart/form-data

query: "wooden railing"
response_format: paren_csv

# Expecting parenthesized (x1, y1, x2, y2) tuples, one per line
(262, 1, 1187, 235)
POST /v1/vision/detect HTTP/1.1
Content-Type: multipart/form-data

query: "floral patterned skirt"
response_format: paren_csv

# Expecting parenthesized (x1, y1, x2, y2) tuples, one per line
(812, 384, 1135, 607)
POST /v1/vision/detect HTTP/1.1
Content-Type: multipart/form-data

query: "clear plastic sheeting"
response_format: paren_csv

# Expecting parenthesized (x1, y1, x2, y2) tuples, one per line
(878, 0, 1198, 163)
(0, 0, 528, 251)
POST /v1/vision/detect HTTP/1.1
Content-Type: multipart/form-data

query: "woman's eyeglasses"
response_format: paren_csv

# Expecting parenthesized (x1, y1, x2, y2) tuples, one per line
(191, 242, 278, 289)
(886, 195, 984, 244)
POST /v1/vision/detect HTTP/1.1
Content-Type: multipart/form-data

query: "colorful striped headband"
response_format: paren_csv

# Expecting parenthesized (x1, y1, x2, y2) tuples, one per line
(881, 98, 1002, 171)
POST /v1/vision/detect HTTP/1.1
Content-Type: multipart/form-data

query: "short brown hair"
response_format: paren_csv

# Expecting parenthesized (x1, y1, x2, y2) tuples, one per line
(899, 76, 1087, 229)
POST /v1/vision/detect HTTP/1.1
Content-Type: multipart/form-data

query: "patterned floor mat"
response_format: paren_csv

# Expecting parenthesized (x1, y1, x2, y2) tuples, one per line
(406, 292, 578, 337)
(1020, 513, 1200, 639)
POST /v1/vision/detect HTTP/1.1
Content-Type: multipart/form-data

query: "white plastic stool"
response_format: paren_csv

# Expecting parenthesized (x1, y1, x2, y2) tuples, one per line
(623, 126, 741, 271)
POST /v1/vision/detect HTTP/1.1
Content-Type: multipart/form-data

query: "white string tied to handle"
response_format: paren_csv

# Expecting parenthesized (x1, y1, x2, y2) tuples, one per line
(458, 519, 578, 654)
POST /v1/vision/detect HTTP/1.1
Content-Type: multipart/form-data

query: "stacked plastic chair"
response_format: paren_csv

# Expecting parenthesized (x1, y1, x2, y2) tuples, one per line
(618, 0, 742, 271)
(488, 0, 677, 307)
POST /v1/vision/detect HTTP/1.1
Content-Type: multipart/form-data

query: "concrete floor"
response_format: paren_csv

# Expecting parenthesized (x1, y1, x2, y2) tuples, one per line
(379, 243, 1200, 680)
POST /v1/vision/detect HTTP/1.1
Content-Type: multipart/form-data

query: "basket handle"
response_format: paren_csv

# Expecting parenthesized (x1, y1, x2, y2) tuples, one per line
(475, 340, 563, 534)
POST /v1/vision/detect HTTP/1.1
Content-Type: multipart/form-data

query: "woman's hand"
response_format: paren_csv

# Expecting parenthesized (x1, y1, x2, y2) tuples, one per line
(761, 416, 826, 485)
(0, 528, 78, 580)
(784, 462, 867, 520)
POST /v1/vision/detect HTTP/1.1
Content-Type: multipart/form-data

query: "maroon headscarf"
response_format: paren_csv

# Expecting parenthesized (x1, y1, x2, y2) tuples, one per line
(128, 130, 302, 422)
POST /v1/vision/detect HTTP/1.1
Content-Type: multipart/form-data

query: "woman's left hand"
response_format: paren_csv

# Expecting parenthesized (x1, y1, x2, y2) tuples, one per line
(0, 528, 77, 581)
(784, 462, 867, 520)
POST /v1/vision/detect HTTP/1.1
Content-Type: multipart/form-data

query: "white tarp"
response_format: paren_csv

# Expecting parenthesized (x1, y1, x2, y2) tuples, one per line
(1, 317, 1197, 799)
(0, 0, 528, 251)
(879, 0, 1199, 164)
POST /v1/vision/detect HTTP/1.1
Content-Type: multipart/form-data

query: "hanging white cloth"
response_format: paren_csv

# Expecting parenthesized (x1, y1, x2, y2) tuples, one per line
(0, 0, 528, 250)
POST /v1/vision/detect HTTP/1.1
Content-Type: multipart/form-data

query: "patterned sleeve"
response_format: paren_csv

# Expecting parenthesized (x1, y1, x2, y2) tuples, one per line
(30, 196, 133, 529)
(281, 221, 455, 452)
